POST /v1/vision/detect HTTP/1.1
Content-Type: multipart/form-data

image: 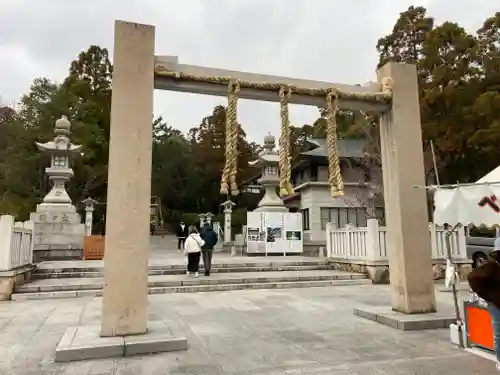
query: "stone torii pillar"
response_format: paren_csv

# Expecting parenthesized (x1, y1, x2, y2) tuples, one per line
(221, 200, 235, 244)
(81, 197, 98, 236)
(55, 23, 187, 363)
(377, 63, 436, 314)
(101, 21, 155, 337)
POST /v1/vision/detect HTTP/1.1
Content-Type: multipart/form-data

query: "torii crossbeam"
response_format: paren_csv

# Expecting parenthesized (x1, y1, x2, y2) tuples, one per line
(154, 56, 390, 112)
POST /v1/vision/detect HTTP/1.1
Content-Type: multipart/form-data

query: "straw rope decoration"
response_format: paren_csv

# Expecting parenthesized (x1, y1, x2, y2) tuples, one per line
(155, 65, 392, 104)
(325, 89, 344, 198)
(279, 86, 293, 197)
(228, 81, 240, 196)
(155, 65, 392, 198)
(220, 81, 240, 196)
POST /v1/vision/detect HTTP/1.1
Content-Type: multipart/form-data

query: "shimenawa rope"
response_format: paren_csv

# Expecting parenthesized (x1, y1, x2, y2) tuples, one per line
(170, 66, 384, 198)
(155, 66, 392, 105)
(220, 81, 240, 196)
(325, 89, 344, 198)
(228, 81, 240, 196)
(279, 86, 293, 197)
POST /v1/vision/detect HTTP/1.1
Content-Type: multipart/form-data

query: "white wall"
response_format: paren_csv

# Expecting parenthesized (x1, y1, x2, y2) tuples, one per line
(295, 163, 371, 185)
(299, 184, 372, 242)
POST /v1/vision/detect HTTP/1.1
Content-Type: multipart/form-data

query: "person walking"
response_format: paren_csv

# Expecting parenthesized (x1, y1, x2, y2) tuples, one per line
(183, 226, 204, 277)
(200, 222, 218, 276)
(468, 250, 500, 371)
(176, 220, 188, 251)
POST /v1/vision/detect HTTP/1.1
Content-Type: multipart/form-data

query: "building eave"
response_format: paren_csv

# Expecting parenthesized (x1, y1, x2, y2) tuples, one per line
(293, 181, 367, 192)
(282, 192, 301, 202)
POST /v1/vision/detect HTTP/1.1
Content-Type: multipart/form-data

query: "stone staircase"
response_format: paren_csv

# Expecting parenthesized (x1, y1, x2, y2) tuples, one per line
(13, 258, 369, 300)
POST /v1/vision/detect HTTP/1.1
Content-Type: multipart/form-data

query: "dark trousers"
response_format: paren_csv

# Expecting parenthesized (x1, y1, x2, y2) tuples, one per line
(187, 252, 200, 273)
(178, 237, 186, 250)
(202, 249, 213, 273)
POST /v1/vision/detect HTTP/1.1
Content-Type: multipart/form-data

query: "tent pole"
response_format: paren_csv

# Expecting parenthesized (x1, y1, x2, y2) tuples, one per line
(430, 140, 464, 347)
(430, 140, 440, 186)
(444, 223, 465, 348)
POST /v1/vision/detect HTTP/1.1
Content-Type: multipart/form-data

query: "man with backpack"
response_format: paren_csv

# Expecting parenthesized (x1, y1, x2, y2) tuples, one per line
(200, 222, 218, 276)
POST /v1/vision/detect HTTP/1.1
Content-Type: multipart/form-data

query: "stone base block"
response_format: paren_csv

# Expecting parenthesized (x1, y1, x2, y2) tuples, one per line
(0, 278, 15, 301)
(303, 242, 326, 257)
(365, 265, 390, 284)
(33, 248, 83, 262)
(466, 347, 498, 363)
(354, 306, 456, 331)
(0, 265, 34, 301)
(30, 208, 85, 262)
(55, 322, 188, 363)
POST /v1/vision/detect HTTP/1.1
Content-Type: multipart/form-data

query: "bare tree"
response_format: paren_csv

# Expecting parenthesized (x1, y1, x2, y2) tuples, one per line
(340, 110, 436, 221)
(339, 111, 384, 219)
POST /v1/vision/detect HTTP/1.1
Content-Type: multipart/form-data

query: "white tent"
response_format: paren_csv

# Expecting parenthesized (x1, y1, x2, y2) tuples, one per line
(433, 166, 500, 227)
(477, 165, 500, 183)
(430, 165, 500, 349)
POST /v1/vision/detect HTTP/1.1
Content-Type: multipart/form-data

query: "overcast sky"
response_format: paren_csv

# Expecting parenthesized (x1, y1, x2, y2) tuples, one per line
(0, 0, 497, 142)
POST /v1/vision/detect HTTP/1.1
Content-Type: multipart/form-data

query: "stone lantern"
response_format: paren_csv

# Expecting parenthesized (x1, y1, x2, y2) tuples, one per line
(30, 116, 85, 262)
(35, 116, 83, 207)
(81, 197, 99, 236)
(205, 212, 214, 226)
(250, 134, 288, 212)
(198, 213, 206, 228)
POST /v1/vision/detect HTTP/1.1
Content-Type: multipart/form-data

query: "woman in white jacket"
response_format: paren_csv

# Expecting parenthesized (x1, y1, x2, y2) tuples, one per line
(184, 226, 205, 277)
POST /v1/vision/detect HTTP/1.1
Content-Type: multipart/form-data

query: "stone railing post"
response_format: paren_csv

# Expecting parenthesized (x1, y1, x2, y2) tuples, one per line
(365, 218, 382, 261)
(345, 224, 354, 260)
(429, 223, 438, 259)
(0, 215, 14, 271)
(456, 226, 468, 260)
(82, 197, 98, 236)
(23, 220, 35, 264)
(325, 222, 333, 257)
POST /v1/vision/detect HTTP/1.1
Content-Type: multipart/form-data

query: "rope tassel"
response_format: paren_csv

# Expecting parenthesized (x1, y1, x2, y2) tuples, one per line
(220, 81, 240, 196)
(325, 90, 344, 198)
(279, 86, 293, 197)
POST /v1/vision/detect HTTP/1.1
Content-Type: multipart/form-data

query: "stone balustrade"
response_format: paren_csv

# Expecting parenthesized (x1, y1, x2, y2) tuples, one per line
(326, 218, 470, 283)
(0, 215, 35, 300)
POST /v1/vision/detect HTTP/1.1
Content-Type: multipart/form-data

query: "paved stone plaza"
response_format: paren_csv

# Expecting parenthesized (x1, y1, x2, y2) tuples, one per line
(0, 282, 495, 374)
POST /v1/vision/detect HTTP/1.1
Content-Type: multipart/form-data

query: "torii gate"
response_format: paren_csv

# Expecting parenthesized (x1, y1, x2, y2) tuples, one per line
(102, 20, 436, 338)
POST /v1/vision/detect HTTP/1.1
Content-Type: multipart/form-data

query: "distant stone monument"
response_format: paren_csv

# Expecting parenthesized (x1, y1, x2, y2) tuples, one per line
(82, 197, 98, 236)
(250, 134, 288, 212)
(221, 200, 235, 244)
(205, 212, 214, 226)
(198, 213, 206, 228)
(30, 116, 85, 262)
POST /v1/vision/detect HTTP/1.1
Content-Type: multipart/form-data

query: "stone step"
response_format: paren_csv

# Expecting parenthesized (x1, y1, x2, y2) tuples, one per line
(11, 278, 370, 301)
(33, 258, 331, 276)
(16, 270, 365, 294)
(32, 264, 334, 279)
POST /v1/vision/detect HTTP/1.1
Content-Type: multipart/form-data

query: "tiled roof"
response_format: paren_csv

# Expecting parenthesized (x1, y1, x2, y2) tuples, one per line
(300, 138, 365, 159)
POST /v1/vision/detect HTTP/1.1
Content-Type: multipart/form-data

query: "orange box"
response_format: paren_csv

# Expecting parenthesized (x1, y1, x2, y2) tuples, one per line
(83, 235, 105, 260)
(465, 302, 495, 351)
